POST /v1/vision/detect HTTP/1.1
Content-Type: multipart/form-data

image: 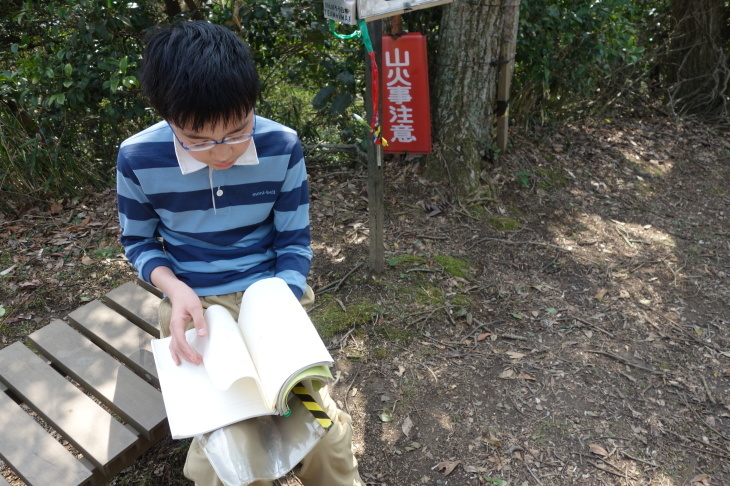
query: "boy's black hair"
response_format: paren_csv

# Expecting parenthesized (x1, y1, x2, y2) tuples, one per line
(141, 21, 258, 131)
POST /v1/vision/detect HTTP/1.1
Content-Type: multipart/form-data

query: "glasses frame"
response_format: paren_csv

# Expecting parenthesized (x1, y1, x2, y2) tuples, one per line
(170, 111, 256, 152)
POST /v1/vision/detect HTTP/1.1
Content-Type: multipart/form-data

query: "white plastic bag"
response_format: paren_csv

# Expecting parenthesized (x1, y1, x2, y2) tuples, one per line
(196, 397, 326, 486)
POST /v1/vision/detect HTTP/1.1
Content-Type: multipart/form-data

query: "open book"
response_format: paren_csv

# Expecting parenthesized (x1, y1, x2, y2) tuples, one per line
(151, 277, 333, 439)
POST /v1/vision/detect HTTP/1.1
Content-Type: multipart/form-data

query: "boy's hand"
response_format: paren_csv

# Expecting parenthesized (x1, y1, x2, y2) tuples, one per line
(167, 286, 208, 366)
(151, 267, 208, 366)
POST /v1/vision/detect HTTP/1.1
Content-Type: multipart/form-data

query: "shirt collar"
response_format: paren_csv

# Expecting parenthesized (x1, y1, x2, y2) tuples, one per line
(173, 133, 260, 175)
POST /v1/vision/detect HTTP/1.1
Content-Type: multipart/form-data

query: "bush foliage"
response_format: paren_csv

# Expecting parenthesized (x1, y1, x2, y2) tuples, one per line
(0, 0, 726, 210)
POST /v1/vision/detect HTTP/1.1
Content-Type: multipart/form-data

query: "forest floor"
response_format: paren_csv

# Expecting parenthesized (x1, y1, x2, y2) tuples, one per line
(1, 116, 729, 486)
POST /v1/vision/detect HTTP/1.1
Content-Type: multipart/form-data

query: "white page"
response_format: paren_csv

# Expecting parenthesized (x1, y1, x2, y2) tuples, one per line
(199, 305, 259, 390)
(151, 331, 271, 439)
(238, 278, 333, 409)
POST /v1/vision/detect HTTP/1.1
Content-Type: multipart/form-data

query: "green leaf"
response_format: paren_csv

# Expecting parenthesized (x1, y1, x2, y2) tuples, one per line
(329, 92, 353, 115)
(545, 307, 559, 315)
(510, 313, 523, 320)
(64, 63, 73, 77)
(0, 305, 6, 318)
(378, 412, 393, 423)
(312, 85, 336, 109)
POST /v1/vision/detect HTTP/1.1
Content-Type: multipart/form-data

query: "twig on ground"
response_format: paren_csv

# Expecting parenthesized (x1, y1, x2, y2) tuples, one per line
(619, 450, 657, 468)
(667, 430, 730, 459)
(459, 318, 503, 343)
(327, 327, 356, 351)
(502, 333, 529, 341)
(467, 236, 573, 252)
(317, 261, 364, 294)
(343, 365, 362, 415)
(565, 315, 615, 338)
(584, 349, 663, 375)
(525, 464, 543, 485)
(700, 375, 717, 405)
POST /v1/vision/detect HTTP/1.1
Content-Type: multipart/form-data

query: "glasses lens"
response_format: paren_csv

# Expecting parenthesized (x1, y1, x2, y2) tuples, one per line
(224, 133, 252, 145)
(187, 141, 216, 152)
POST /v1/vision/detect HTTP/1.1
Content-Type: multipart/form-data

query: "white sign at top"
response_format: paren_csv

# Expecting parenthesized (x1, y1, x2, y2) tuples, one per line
(357, 0, 454, 21)
(323, 0, 357, 25)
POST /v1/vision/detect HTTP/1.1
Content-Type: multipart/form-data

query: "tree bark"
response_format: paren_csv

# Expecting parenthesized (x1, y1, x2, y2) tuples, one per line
(425, 0, 503, 198)
(666, 0, 729, 116)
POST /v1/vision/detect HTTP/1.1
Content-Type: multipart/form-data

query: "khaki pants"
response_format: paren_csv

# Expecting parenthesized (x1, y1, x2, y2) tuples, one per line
(159, 287, 364, 486)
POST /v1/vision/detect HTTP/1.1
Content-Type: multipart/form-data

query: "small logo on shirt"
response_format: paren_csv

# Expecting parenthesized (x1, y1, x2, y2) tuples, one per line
(252, 190, 276, 197)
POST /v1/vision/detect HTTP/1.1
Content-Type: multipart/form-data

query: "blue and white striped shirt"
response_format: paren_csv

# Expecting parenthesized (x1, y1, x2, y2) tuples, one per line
(116, 116, 312, 299)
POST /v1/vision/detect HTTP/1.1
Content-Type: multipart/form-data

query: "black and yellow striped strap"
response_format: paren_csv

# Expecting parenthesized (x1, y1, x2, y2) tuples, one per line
(291, 385, 333, 430)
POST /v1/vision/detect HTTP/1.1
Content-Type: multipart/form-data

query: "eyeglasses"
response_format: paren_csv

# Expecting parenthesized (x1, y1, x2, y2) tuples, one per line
(171, 113, 256, 152)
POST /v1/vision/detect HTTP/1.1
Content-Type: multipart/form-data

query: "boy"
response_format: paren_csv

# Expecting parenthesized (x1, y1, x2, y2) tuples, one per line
(117, 20, 364, 486)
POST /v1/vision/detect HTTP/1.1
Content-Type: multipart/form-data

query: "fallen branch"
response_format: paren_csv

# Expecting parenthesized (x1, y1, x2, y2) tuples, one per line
(467, 236, 573, 252)
(317, 261, 365, 294)
(584, 349, 663, 375)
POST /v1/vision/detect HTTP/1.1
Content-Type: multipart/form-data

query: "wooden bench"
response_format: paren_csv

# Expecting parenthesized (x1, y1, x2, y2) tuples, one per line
(0, 281, 169, 486)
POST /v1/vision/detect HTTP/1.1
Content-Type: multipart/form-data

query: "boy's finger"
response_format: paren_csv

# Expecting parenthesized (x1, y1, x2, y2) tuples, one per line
(190, 308, 208, 337)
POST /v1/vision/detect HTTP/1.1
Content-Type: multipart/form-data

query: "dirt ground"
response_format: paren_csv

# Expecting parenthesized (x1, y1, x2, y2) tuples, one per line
(1, 116, 729, 485)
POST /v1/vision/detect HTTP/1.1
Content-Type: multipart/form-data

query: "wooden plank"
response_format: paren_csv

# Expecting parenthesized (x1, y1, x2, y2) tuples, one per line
(0, 391, 94, 486)
(103, 281, 162, 337)
(0, 343, 138, 473)
(135, 278, 163, 298)
(28, 320, 167, 441)
(67, 300, 158, 386)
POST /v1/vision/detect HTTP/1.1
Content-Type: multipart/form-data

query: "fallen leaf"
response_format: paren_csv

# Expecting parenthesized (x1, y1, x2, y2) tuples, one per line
(378, 412, 392, 423)
(594, 288, 608, 300)
(402, 416, 413, 436)
(436, 460, 460, 476)
(499, 369, 515, 379)
(510, 312, 523, 320)
(588, 443, 609, 457)
(477, 332, 493, 341)
(690, 473, 711, 485)
(506, 351, 525, 360)
(545, 307, 559, 315)
(395, 365, 406, 377)
(81, 256, 95, 265)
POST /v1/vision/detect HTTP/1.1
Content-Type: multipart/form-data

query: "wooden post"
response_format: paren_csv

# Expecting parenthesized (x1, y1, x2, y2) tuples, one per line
(365, 19, 384, 273)
(496, 0, 521, 151)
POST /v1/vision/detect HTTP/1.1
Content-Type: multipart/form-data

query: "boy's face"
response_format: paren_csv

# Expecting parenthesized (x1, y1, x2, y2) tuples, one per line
(169, 112, 255, 171)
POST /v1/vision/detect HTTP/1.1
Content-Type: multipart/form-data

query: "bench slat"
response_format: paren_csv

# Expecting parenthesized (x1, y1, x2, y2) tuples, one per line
(103, 281, 162, 338)
(28, 320, 167, 441)
(0, 342, 138, 472)
(0, 391, 94, 486)
(67, 300, 158, 386)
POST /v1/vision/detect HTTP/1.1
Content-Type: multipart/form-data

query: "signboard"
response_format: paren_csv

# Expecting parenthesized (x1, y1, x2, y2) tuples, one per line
(382, 33, 431, 154)
(358, 0, 453, 21)
(323, 0, 357, 25)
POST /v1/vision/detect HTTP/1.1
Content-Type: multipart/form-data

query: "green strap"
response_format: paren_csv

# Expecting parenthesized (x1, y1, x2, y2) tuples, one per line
(357, 19, 374, 53)
(328, 19, 361, 40)
(328, 19, 374, 53)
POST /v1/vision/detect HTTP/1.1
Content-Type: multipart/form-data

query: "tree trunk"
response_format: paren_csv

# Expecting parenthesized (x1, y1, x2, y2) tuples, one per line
(666, 0, 729, 116)
(425, 1, 503, 198)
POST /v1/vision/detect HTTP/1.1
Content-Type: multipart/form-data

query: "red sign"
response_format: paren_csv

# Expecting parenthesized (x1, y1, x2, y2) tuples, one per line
(382, 33, 432, 154)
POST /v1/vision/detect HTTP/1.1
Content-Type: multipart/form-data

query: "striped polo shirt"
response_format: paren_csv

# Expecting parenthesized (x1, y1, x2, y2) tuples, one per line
(116, 115, 312, 299)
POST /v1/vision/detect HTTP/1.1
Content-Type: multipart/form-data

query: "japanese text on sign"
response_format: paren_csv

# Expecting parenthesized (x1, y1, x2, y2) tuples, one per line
(382, 34, 431, 154)
(323, 0, 357, 25)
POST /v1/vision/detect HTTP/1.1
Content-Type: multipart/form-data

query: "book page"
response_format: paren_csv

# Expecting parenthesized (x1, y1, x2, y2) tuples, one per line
(238, 278, 333, 410)
(198, 305, 259, 390)
(151, 334, 271, 439)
